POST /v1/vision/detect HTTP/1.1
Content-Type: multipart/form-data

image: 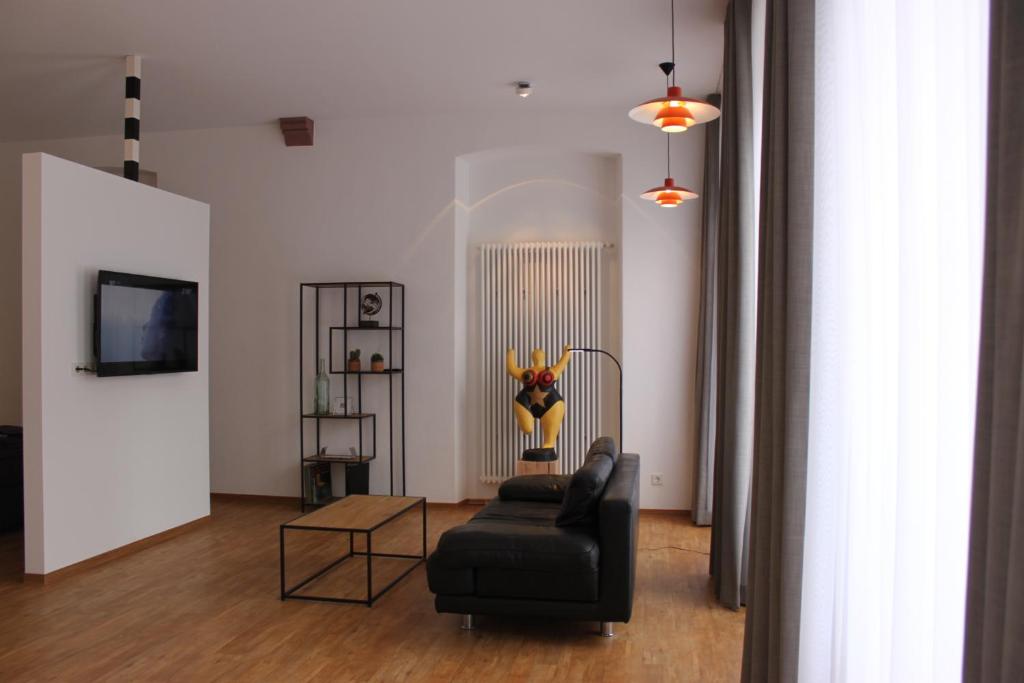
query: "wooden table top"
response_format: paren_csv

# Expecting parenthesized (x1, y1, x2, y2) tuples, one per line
(283, 495, 424, 532)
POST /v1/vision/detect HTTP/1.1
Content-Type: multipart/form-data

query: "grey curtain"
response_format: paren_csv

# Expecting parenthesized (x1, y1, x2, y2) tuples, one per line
(741, 0, 815, 680)
(963, 1, 1024, 680)
(709, 0, 757, 610)
(691, 92, 722, 528)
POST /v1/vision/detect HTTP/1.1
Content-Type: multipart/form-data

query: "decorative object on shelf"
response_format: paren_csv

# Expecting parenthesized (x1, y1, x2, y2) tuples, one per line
(348, 349, 361, 372)
(642, 134, 698, 207)
(507, 345, 573, 464)
(314, 359, 330, 414)
(303, 461, 332, 504)
(371, 353, 385, 372)
(359, 292, 383, 328)
(330, 396, 347, 415)
(628, 0, 720, 133)
(569, 347, 624, 449)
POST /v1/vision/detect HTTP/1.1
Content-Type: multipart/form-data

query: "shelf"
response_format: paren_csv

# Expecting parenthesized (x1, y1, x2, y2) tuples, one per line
(302, 412, 375, 420)
(329, 325, 403, 331)
(304, 453, 377, 464)
(300, 278, 406, 500)
(301, 281, 404, 289)
(329, 369, 403, 376)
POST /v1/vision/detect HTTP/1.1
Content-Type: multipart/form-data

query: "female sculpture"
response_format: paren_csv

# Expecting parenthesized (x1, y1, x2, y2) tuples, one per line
(506, 345, 572, 457)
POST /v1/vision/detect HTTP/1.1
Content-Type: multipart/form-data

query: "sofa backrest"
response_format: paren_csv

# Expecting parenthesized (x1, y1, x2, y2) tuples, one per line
(597, 452, 640, 622)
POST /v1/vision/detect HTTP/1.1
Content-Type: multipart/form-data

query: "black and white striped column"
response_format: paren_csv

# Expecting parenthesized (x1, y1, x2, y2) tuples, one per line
(124, 55, 141, 181)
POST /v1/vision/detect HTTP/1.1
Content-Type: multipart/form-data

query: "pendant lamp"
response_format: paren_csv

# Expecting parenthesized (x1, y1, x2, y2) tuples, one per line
(629, 0, 721, 132)
(642, 134, 697, 207)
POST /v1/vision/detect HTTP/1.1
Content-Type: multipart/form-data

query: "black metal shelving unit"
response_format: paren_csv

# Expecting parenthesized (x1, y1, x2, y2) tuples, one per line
(299, 281, 406, 510)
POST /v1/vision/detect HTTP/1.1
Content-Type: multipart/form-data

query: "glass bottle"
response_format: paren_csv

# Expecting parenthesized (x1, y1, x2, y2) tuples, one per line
(314, 359, 330, 414)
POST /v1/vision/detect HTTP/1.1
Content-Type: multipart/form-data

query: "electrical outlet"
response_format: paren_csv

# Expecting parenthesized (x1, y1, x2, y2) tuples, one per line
(651, 473, 663, 486)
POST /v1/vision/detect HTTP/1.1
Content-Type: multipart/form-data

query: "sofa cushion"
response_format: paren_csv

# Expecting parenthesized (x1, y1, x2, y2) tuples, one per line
(555, 451, 614, 527)
(498, 474, 570, 503)
(433, 499, 599, 574)
(587, 436, 619, 465)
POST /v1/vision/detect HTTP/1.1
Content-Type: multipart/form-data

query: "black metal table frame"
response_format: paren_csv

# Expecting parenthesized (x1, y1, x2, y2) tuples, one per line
(279, 498, 426, 607)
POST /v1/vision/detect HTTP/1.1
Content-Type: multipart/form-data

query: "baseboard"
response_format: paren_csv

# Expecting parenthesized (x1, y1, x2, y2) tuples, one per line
(211, 492, 300, 504)
(210, 493, 689, 515)
(427, 499, 485, 508)
(22, 514, 211, 585)
(211, 493, 481, 507)
(639, 508, 692, 516)
(211, 493, 486, 508)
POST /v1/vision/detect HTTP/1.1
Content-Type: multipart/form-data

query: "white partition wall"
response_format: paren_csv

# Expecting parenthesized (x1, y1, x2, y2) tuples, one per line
(21, 153, 210, 575)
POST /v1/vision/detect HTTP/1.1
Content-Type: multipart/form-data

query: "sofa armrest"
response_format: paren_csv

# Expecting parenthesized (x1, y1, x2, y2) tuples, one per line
(598, 453, 640, 622)
(498, 474, 570, 503)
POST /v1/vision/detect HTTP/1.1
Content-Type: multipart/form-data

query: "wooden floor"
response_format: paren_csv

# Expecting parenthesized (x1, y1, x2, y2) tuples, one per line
(0, 498, 745, 682)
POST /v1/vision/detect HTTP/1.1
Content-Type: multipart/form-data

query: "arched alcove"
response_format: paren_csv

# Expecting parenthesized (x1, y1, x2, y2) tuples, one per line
(453, 147, 623, 500)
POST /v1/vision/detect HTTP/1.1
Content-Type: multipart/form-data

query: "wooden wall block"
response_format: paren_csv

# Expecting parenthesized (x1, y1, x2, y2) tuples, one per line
(279, 117, 314, 146)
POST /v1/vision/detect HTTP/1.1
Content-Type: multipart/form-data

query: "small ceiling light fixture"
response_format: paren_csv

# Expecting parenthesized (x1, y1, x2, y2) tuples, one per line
(516, 81, 532, 98)
(629, 0, 720, 132)
(641, 134, 697, 207)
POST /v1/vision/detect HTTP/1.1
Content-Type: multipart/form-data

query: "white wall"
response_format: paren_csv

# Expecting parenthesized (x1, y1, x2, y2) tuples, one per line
(21, 153, 210, 574)
(2, 108, 704, 509)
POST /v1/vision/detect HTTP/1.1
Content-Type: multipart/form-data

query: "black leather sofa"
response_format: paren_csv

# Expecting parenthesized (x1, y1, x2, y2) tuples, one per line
(427, 438, 639, 636)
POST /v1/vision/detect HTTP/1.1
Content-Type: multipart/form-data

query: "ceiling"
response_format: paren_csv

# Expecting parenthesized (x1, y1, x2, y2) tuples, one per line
(0, 0, 726, 142)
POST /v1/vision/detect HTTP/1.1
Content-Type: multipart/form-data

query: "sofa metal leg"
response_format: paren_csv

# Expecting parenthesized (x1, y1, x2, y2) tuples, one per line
(600, 621, 615, 637)
(460, 614, 475, 630)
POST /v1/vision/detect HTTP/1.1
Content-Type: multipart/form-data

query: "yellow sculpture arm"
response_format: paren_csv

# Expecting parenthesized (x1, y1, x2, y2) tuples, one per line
(550, 344, 573, 379)
(506, 348, 525, 381)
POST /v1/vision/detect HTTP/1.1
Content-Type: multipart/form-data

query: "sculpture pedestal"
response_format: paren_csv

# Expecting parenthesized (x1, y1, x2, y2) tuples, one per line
(515, 459, 560, 476)
(516, 448, 559, 476)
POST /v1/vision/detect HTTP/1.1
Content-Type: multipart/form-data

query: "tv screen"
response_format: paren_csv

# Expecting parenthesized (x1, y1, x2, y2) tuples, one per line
(95, 270, 199, 377)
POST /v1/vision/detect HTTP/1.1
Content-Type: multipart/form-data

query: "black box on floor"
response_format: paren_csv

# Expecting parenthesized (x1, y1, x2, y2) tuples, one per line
(345, 462, 369, 496)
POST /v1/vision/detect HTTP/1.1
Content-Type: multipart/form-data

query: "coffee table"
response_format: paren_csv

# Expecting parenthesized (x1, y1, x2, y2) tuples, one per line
(279, 494, 426, 606)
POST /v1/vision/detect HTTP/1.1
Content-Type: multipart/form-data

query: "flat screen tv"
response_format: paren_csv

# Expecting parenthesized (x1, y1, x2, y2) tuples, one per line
(95, 270, 199, 377)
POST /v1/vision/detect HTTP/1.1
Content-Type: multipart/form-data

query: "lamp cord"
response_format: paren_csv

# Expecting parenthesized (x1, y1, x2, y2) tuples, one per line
(641, 545, 710, 556)
(670, 0, 676, 86)
(666, 133, 671, 178)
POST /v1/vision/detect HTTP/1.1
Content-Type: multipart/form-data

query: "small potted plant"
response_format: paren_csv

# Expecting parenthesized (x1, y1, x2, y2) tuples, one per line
(348, 349, 361, 372)
(371, 352, 385, 372)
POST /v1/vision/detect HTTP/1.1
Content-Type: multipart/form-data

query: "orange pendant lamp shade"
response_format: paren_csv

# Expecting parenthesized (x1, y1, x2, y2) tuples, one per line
(641, 177, 697, 208)
(631, 85, 719, 132)
(657, 192, 683, 207)
(630, 83, 721, 133)
(642, 134, 697, 207)
(653, 91, 695, 132)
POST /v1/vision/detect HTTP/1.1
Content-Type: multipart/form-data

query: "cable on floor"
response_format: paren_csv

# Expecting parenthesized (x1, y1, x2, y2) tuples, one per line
(639, 545, 710, 556)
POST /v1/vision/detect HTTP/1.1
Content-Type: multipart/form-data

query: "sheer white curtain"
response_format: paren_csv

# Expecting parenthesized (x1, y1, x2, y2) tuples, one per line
(799, 0, 988, 681)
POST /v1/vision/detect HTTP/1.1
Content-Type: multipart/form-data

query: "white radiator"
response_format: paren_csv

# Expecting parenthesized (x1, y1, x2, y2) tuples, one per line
(479, 241, 604, 483)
